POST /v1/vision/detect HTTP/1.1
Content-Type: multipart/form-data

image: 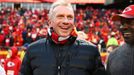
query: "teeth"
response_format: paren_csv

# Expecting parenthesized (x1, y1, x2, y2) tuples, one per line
(124, 33, 131, 35)
(61, 26, 68, 28)
(61, 27, 69, 29)
(124, 33, 132, 37)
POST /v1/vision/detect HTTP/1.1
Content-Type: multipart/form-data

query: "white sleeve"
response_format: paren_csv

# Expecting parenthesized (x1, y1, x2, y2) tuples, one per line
(0, 65, 6, 75)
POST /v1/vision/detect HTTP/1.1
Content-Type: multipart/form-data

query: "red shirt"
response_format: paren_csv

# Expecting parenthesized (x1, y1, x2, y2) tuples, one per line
(4, 47, 21, 75)
(4, 56, 21, 75)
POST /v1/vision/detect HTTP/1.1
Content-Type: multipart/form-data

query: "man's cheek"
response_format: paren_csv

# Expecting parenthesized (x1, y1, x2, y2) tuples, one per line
(68, 21, 74, 25)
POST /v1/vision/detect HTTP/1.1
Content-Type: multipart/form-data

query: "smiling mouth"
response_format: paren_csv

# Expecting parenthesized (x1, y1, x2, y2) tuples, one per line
(123, 33, 132, 37)
(60, 26, 70, 30)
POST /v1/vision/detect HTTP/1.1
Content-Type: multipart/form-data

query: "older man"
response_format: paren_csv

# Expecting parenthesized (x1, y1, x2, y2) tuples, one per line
(20, 0, 106, 75)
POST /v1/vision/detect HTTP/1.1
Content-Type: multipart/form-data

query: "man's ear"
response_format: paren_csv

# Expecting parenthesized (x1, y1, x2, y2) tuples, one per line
(48, 19, 50, 25)
(48, 19, 52, 27)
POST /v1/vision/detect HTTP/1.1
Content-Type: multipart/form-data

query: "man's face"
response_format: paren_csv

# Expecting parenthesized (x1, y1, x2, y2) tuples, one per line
(120, 18, 134, 45)
(49, 5, 74, 37)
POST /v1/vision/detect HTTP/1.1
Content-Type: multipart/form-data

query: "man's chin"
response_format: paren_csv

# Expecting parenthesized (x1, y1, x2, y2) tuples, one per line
(125, 39, 134, 45)
(59, 34, 70, 37)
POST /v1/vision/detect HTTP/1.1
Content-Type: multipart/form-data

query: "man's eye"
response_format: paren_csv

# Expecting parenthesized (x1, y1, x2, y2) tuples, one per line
(67, 16, 73, 19)
(130, 21, 134, 25)
(57, 15, 64, 18)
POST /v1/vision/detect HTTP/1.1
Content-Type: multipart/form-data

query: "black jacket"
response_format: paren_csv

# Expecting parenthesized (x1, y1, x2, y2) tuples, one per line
(106, 43, 134, 75)
(20, 38, 106, 75)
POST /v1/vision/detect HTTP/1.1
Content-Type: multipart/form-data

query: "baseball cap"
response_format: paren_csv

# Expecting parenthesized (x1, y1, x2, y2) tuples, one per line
(112, 5, 134, 21)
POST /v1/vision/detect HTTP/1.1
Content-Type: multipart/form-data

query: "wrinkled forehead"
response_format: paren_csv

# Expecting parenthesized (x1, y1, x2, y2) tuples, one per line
(121, 18, 134, 24)
(121, 18, 134, 21)
(54, 5, 73, 11)
(53, 5, 74, 14)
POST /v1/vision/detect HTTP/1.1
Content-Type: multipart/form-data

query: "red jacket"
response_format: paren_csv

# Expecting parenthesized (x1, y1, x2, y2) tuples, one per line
(4, 47, 21, 75)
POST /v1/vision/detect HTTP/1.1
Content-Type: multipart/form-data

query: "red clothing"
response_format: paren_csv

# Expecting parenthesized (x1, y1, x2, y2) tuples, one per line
(0, 34, 5, 46)
(4, 47, 21, 75)
(4, 57, 21, 75)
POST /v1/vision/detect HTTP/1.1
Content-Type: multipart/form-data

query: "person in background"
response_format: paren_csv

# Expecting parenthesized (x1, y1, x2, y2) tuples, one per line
(106, 32, 118, 47)
(0, 62, 6, 75)
(106, 5, 134, 75)
(106, 32, 119, 54)
(4, 46, 21, 75)
(19, 44, 28, 61)
(20, 0, 106, 75)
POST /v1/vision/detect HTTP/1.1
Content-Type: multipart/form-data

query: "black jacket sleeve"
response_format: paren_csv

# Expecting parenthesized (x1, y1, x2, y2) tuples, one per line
(92, 48, 107, 75)
(106, 57, 111, 75)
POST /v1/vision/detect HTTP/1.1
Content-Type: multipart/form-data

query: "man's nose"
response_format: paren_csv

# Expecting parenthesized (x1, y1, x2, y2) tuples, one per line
(63, 17, 69, 24)
(120, 24, 129, 28)
(120, 25, 129, 31)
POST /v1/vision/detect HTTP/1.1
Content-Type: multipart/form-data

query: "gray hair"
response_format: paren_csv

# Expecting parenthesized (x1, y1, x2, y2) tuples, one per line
(48, 0, 74, 20)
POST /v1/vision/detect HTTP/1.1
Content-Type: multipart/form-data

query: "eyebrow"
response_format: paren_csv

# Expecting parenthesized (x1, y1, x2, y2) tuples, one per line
(56, 14, 74, 18)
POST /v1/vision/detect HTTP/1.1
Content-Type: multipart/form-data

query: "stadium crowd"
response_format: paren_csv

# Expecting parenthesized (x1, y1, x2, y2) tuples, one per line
(0, 6, 124, 49)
